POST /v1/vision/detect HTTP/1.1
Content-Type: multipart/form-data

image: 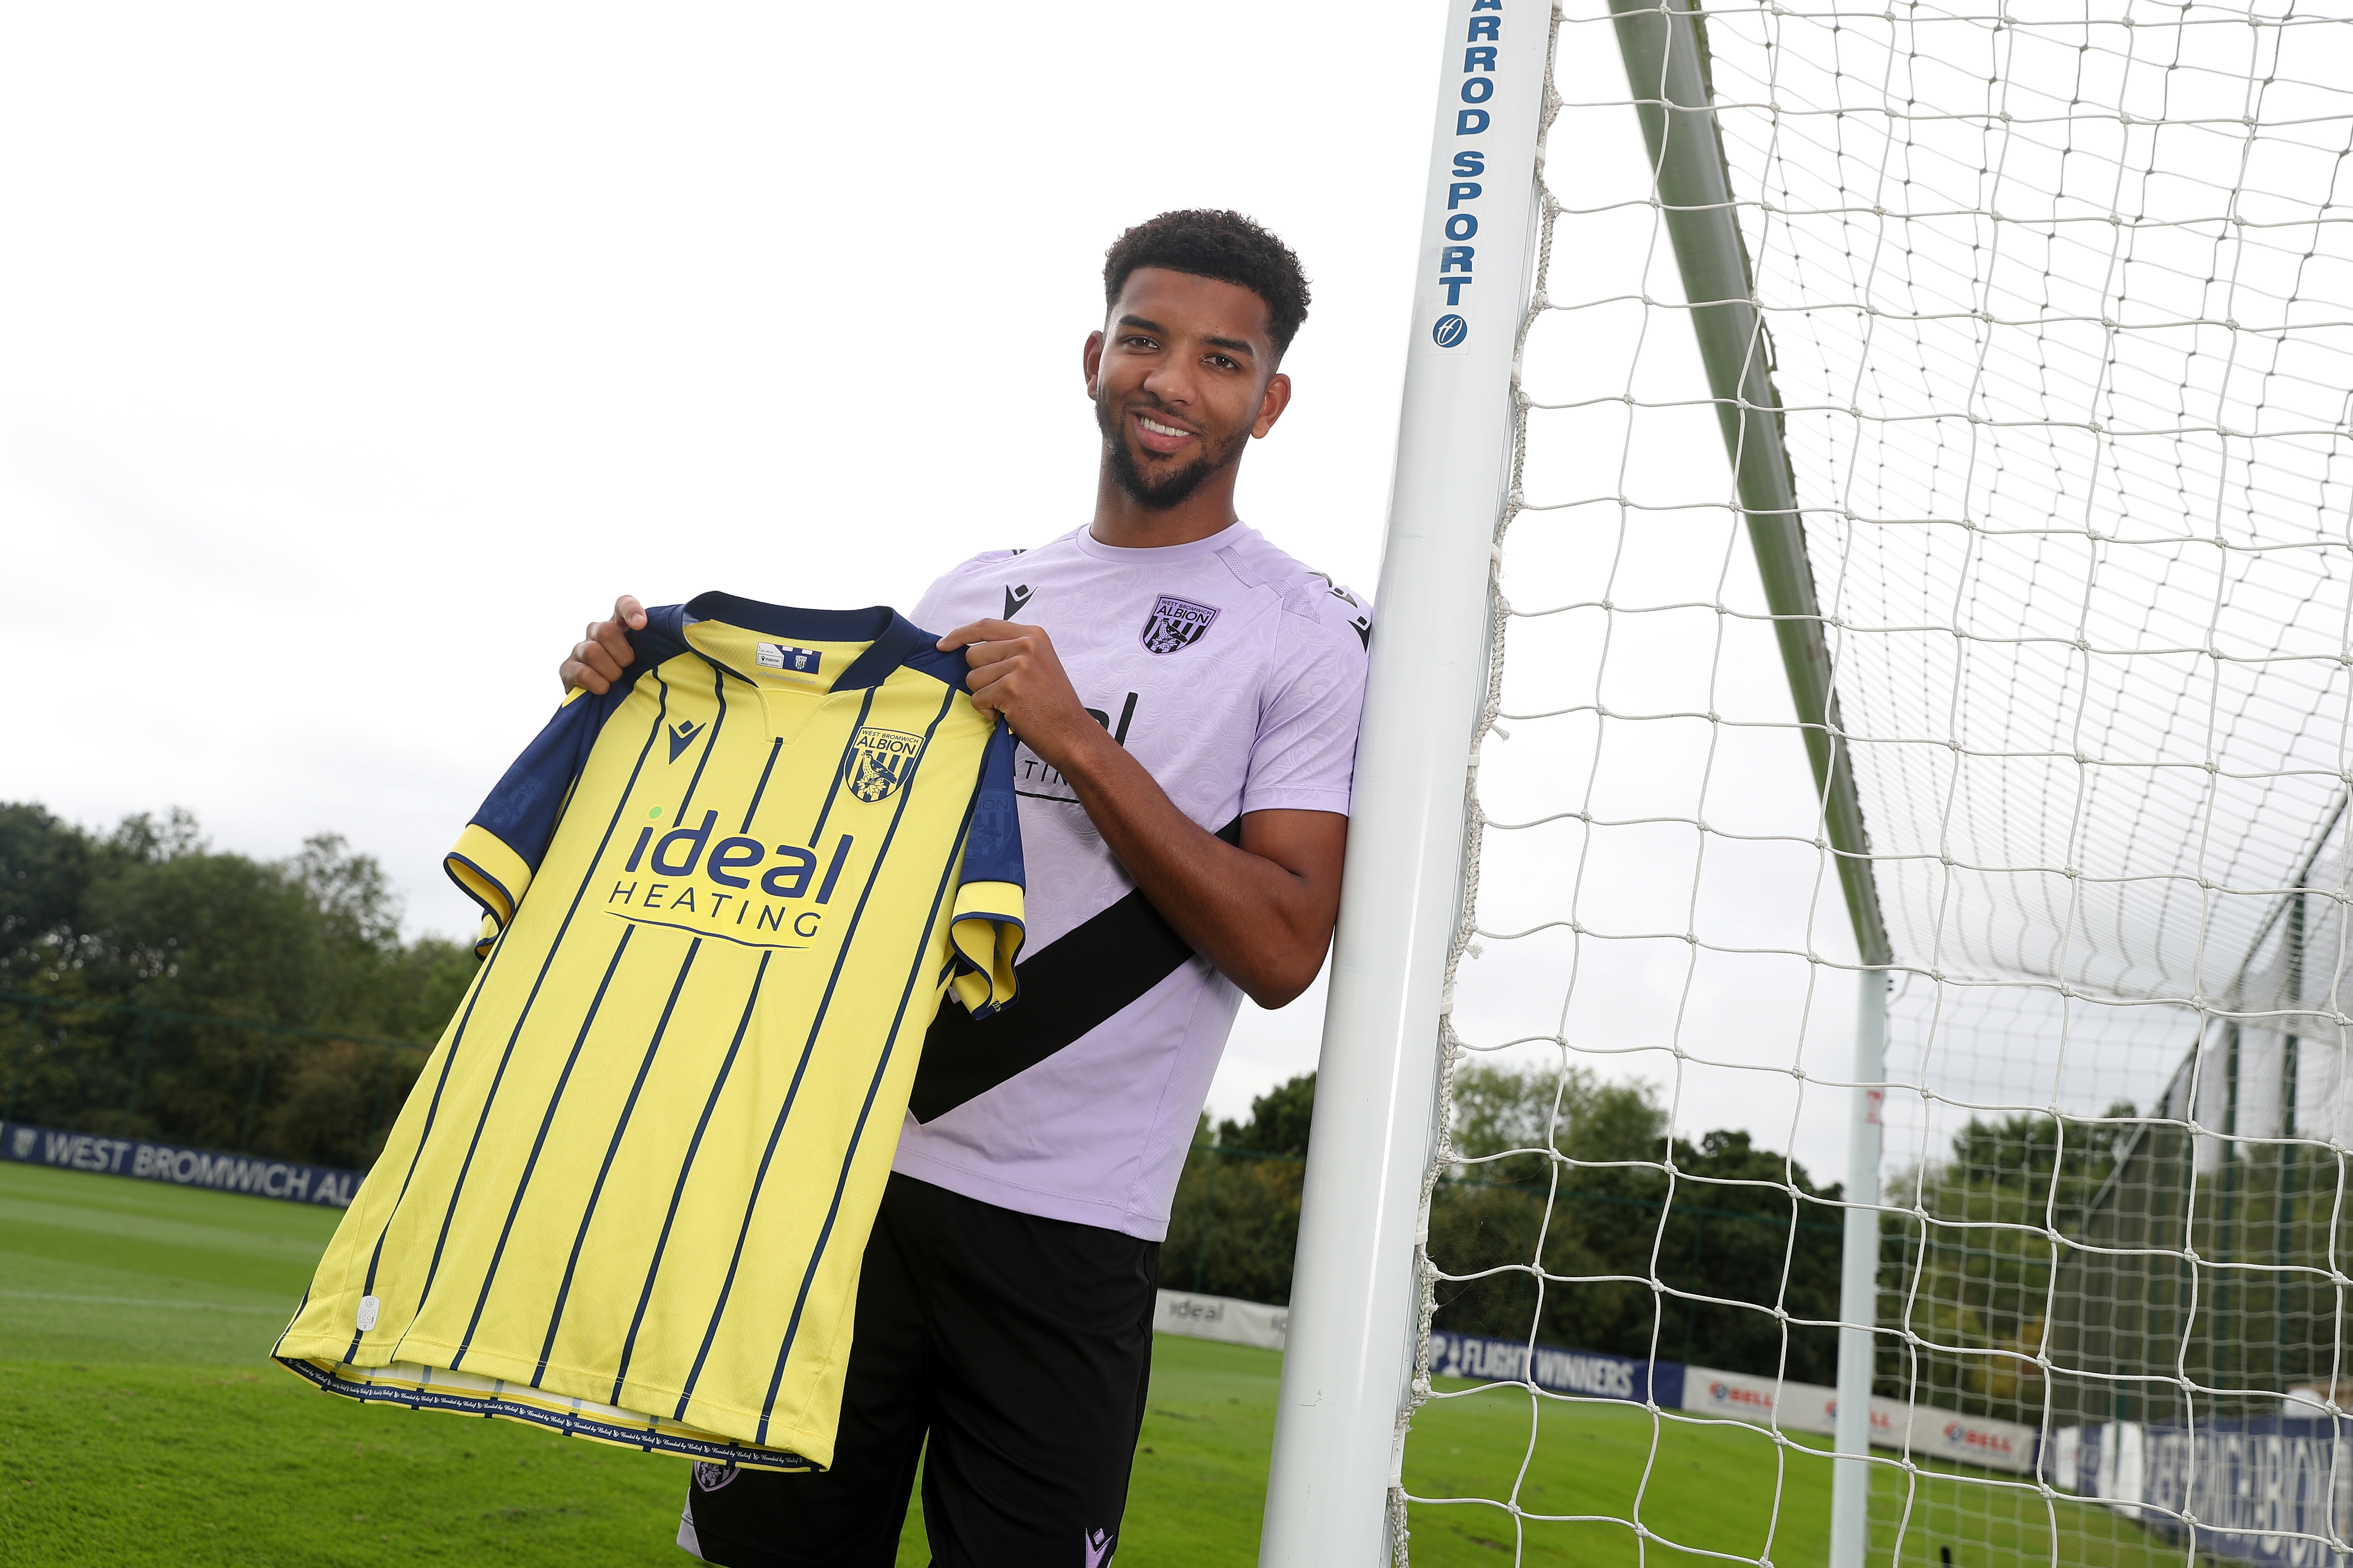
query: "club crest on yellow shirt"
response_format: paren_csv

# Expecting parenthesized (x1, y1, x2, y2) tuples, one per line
(845, 728, 925, 803)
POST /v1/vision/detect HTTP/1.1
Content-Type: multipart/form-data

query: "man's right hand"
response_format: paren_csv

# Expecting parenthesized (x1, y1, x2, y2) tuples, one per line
(561, 595, 648, 695)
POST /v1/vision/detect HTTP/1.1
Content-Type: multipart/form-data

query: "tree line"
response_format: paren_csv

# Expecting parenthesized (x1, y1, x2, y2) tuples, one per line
(1886, 1103, 2137, 1421)
(1162, 1064, 2135, 1397)
(0, 802, 473, 1167)
(6, 799, 2115, 1402)
(1163, 1063, 1852, 1383)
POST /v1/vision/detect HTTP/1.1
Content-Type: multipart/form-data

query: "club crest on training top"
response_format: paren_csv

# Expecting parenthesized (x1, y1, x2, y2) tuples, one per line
(845, 728, 925, 804)
(1139, 595, 1219, 655)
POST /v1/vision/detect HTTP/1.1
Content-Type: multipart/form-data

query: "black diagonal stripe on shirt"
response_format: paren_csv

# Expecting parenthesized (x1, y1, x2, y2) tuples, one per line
(908, 817, 1241, 1123)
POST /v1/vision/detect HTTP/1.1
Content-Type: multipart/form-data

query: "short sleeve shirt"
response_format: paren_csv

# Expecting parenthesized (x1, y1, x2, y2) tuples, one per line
(276, 596, 1024, 1471)
(895, 520, 1372, 1239)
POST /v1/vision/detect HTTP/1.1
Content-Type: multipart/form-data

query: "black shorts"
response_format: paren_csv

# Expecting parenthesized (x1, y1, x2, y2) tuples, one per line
(678, 1172, 1160, 1568)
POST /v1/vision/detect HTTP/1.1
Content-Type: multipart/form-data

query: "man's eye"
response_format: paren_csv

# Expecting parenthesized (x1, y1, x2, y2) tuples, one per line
(1209, 355, 1238, 370)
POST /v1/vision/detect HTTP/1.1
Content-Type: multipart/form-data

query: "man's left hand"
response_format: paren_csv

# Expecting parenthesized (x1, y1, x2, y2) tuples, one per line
(937, 619, 1103, 768)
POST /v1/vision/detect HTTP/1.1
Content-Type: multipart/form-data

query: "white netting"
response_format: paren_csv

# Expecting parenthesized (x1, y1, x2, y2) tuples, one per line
(1396, 1, 2353, 1565)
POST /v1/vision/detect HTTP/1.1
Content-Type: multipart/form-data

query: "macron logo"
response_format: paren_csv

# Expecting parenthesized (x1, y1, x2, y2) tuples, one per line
(1003, 583, 1035, 620)
(1084, 1527, 1115, 1568)
(668, 719, 703, 762)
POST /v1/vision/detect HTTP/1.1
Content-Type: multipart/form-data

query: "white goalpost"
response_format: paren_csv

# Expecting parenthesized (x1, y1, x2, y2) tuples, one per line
(1269, 0, 2353, 1566)
(1260, 2, 1554, 1562)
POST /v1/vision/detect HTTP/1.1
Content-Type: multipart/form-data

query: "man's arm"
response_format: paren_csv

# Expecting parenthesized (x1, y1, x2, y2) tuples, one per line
(942, 616, 1346, 1010)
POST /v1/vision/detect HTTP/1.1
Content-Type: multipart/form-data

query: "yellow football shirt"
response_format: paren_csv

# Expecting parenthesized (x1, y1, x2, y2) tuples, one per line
(273, 595, 1023, 1470)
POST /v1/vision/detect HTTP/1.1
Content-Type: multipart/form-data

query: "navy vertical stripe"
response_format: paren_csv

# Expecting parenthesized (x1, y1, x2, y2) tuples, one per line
(741, 738, 784, 833)
(755, 764, 981, 1442)
(668, 966, 838, 1419)
(674, 686, 958, 1421)
(609, 952, 770, 1405)
(273, 1285, 314, 1362)
(391, 673, 674, 1350)
(326, 948, 501, 1366)
(674, 657, 730, 819)
(529, 937, 703, 1386)
(449, 925, 651, 1369)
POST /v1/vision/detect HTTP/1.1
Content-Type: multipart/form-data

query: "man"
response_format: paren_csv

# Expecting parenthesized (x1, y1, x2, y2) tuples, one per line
(559, 210, 1370, 1567)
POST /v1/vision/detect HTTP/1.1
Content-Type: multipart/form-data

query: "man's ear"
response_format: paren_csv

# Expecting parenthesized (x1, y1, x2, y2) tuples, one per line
(1082, 329, 1106, 399)
(1251, 371, 1294, 440)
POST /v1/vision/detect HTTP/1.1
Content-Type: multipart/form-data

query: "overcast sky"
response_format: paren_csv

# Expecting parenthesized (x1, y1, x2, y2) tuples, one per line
(3, 1, 1874, 1174)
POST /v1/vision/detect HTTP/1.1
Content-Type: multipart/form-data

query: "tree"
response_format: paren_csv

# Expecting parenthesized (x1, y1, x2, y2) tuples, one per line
(1425, 1064, 1845, 1382)
(0, 802, 474, 1165)
(1218, 1071, 1315, 1154)
(1882, 1107, 2134, 1417)
(1168, 1101, 1311, 1303)
(1164, 1061, 1848, 1376)
(1447, 1060, 1666, 1171)
(0, 802, 94, 988)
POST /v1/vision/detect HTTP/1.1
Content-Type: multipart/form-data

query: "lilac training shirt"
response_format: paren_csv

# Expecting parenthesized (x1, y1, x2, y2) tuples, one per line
(892, 519, 1372, 1240)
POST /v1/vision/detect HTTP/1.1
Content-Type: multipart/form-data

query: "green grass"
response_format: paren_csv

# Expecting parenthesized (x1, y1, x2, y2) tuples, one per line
(0, 1161, 699, 1566)
(1866, 1462, 2195, 1568)
(1402, 1389, 2182, 1568)
(1405, 1388, 1837, 1564)
(0, 1160, 2186, 1566)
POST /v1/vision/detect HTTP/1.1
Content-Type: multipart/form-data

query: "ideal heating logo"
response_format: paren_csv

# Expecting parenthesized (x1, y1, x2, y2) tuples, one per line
(607, 812, 855, 945)
(1429, 0, 1507, 349)
(1017, 691, 1139, 802)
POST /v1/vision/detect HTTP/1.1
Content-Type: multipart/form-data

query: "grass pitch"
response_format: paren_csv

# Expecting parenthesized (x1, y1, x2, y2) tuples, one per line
(1402, 1391, 2183, 1568)
(0, 1160, 2181, 1567)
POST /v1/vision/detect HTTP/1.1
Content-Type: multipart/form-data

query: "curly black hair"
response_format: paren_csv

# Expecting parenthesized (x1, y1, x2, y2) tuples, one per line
(1103, 210, 1311, 359)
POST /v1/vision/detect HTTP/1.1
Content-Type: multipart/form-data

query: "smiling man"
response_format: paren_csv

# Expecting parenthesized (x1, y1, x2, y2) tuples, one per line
(558, 210, 1371, 1568)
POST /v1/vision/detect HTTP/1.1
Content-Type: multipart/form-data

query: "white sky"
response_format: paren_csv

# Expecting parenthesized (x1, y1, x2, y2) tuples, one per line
(1, 1, 1861, 1175)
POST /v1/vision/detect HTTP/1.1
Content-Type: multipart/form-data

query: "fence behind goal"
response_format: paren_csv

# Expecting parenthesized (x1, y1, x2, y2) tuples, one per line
(1265, 1, 2353, 1566)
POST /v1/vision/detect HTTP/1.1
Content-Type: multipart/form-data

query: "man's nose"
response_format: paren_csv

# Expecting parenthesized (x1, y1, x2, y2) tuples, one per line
(1139, 357, 1196, 407)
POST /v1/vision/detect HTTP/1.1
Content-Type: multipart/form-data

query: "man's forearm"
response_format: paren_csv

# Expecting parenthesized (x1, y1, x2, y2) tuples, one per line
(1053, 726, 1335, 1008)
(937, 613, 1345, 1005)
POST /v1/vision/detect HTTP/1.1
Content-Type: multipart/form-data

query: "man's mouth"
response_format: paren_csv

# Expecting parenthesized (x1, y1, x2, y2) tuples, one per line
(1130, 411, 1198, 457)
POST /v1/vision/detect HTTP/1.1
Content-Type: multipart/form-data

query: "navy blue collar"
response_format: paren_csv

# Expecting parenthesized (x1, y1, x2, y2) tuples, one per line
(682, 591, 936, 693)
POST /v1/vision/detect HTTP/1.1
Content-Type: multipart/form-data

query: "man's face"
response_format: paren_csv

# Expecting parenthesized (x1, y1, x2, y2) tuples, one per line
(1086, 267, 1290, 511)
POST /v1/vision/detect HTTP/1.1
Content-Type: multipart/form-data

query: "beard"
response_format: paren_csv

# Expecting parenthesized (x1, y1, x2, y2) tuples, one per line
(1096, 394, 1248, 510)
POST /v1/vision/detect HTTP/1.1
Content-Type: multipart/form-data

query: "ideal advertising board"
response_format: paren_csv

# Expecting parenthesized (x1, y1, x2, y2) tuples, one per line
(1155, 1290, 1290, 1353)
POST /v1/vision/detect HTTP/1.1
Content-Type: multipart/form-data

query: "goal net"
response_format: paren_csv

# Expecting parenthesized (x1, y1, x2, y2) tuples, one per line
(1271, 0, 2353, 1564)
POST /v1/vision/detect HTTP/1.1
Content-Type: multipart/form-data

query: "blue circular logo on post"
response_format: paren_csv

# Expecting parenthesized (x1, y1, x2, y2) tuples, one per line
(1432, 314, 1469, 348)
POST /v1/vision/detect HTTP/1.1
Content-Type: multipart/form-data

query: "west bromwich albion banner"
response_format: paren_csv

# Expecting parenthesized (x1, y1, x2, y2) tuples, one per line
(1, 1119, 362, 1207)
(2059, 1414, 2353, 1567)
